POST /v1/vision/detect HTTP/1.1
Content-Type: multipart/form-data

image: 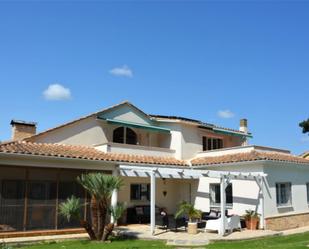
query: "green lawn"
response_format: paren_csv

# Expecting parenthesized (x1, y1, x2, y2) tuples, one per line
(12, 232, 309, 249)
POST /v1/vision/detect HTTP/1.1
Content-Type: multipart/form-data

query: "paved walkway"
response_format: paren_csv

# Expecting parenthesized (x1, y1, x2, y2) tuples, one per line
(2, 225, 309, 246)
(117, 224, 281, 243)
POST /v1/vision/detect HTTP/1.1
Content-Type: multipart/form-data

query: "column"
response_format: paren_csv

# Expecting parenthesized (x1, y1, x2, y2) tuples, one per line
(150, 170, 156, 235)
(219, 176, 226, 236)
(111, 168, 119, 224)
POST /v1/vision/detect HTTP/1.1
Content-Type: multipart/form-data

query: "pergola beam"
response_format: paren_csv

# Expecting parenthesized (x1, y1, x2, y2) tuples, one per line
(118, 165, 267, 237)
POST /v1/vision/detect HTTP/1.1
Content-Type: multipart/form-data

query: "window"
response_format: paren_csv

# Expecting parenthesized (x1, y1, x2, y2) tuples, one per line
(130, 183, 150, 201)
(202, 137, 223, 151)
(210, 183, 233, 207)
(276, 182, 292, 207)
(113, 127, 124, 143)
(113, 127, 137, 145)
(306, 183, 309, 204)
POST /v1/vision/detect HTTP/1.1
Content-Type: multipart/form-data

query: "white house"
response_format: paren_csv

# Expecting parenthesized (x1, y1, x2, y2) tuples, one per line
(0, 101, 308, 235)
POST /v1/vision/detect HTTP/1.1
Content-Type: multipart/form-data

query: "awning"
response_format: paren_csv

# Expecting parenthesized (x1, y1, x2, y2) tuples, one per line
(213, 127, 253, 138)
(97, 117, 171, 133)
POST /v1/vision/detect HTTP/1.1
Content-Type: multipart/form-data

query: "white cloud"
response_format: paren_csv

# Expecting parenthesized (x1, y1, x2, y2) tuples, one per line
(217, 110, 235, 119)
(43, 83, 72, 101)
(109, 65, 133, 78)
(301, 136, 309, 143)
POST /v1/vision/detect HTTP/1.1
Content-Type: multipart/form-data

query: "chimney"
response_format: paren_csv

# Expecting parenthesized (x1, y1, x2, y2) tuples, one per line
(239, 118, 248, 133)
(11, 120, 37, 140)
(239, 119, 248, 146)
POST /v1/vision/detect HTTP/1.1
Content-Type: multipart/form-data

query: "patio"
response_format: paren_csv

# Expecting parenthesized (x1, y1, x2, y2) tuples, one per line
(116, 224, 281, 246)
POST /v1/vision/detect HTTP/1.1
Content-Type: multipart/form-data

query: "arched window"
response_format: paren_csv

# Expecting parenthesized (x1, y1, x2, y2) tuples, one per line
(126, 128, 137, 145)
(113, 127, 124, 144)
(113, 127, 137, 145)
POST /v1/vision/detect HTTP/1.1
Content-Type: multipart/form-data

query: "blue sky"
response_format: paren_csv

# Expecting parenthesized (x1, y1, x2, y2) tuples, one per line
(0, 1, 308, 154)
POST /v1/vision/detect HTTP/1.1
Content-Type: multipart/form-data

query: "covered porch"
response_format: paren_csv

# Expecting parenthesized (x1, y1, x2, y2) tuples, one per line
(112, 164, 267, 237)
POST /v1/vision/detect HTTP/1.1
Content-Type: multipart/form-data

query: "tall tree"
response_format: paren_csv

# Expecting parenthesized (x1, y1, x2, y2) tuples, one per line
(299, 118, 309, 134)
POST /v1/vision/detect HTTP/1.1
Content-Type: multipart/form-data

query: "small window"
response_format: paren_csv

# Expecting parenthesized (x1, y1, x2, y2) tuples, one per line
(306, 183, 309, 204)
(130, 183, 150, 201)
(276, 182, 292, 207)
(113, 127, 137, 145)
(210, 183, 233, 207)
(202, 137, 223, 151)
(202, 137, 207, 151)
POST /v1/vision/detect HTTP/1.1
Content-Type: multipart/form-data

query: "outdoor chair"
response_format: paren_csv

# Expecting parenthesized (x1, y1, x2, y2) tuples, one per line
(159, 211, 169, 230)
(205, 215, 241, 233)
(201, 209, 228, 221)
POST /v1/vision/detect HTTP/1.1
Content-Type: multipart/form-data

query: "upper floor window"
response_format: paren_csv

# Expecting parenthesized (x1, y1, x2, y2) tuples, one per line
(113, 127, 137, 145)
(276, 182, 292, 207)
(202, 136, 223, 151)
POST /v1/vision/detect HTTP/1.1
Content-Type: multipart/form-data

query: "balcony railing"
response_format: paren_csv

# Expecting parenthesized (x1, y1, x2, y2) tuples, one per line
(95, 142, 175, 157)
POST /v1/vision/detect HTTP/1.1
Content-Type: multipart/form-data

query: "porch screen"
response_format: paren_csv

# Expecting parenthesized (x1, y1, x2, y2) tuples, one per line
(0, 180, 25, 231)
(27, 181, 57, 230)
(0, 168, 90, 232)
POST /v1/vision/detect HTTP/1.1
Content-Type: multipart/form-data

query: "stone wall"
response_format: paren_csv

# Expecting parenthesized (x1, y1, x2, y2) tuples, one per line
(265, 212, 309, 231)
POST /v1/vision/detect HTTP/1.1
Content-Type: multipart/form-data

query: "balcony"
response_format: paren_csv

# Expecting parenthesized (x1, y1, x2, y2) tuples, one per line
(95, 142, 175, 157)
(195, 145, 290, 158)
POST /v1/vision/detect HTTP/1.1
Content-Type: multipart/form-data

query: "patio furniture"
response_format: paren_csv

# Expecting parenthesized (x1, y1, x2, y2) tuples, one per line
(126, 205, 160, 224)
(201, 209, 228, 221)
(173, 217, 187, 232)
(159, 210, 169, 230)
(205, 215, 241, 233)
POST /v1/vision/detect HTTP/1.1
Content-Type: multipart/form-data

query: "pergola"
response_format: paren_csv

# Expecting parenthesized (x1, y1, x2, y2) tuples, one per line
(114, 164, 266, 236)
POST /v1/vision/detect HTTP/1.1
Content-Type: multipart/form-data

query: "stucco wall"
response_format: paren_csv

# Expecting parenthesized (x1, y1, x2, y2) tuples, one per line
(32, 117, 109, 146)
(263, 162, 309, 218)
(118, 176, 197, 214)
(172, 124, 244, 160)
(194, 164, 264, 217)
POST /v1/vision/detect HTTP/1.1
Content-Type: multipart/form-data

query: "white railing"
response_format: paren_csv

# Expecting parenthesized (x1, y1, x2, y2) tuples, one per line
(95, 142, 175, 157)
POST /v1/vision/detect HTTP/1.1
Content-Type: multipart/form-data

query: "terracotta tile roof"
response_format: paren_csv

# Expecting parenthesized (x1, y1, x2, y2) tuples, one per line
(300, 151, 309, 158)
(191, 150, 309, 166)
(0, 141, 187, 166)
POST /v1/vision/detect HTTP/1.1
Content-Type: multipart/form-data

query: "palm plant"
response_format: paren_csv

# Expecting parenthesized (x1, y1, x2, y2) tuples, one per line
(77, 173, 123, 241)
(59, 196, 96, 240)
(102, 203, 125, 241)
(175, 201, 202, 222)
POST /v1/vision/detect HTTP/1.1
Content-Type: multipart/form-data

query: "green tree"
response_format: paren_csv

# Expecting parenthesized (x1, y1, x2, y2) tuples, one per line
(59, 173, 123, 241)
(299, 118, 309, 134)
(59, 196, 96, 240)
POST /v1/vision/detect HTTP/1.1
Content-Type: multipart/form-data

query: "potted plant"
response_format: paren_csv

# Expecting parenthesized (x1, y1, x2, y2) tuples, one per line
(244, 210, 260, 230)
(175, 201, 202, 234)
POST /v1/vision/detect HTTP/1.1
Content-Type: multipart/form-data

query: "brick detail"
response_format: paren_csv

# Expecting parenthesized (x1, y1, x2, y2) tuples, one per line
(265, 212, 309, 231)
(12, 124, 36, 140)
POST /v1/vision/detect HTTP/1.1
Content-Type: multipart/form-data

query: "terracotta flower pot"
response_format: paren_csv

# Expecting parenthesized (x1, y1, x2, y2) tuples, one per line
(245, 217, 259, 230)
(187, 222, 198, 234)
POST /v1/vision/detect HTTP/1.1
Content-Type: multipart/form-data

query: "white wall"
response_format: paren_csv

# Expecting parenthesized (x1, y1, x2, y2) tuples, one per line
(193, 163, 264, 216)
(32, 117, 109, 146)
(263, 162, 309, 217)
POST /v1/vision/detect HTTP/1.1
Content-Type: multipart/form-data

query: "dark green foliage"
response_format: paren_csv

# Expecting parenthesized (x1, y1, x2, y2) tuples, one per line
(299, 118, 309, 134)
